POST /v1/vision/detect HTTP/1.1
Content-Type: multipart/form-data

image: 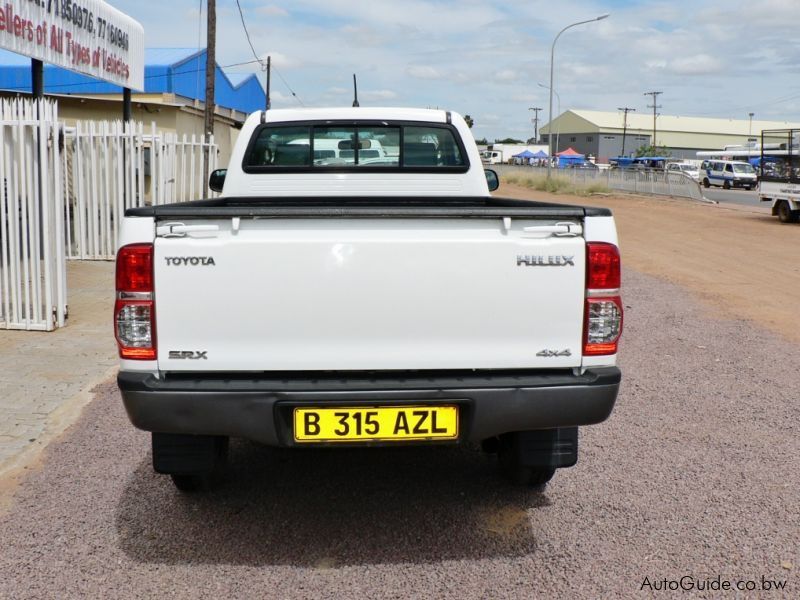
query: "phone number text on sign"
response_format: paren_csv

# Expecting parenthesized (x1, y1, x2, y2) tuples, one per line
(0, 0, 143, 89)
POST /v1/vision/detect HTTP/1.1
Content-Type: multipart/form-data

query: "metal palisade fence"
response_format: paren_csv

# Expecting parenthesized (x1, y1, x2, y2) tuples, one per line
(495, 165, 708, 203)
(0, 99, 67, 331)
(1, 97, 220, 331)
(64, 123, 219, 260)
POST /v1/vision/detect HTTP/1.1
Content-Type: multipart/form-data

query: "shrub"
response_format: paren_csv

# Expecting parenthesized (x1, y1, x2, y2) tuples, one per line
(501, 173, 609, 196)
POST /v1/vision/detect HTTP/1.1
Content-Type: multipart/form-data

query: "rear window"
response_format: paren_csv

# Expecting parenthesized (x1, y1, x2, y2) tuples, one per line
(244, 122, 467, 171)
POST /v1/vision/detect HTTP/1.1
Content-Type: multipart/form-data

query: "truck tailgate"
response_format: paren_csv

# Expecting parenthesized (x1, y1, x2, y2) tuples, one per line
(154, 217, 586, 371)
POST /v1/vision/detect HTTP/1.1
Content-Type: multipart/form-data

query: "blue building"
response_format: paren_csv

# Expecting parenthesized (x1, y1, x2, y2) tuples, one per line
(0, 48, 265, 114)
(0, 48, 266, 164)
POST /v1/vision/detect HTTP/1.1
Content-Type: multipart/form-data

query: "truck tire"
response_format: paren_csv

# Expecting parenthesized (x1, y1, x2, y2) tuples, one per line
(723, 180, 731, 189)
(152, 433, 229, 491)
(501, 462, 557, 487)
(777, 201, 800, 223)
(703, 178, 710, 188)
(170, 473, 211, 492)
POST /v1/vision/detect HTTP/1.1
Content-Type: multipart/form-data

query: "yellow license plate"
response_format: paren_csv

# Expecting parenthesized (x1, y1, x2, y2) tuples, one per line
(293, 405, 459, 443)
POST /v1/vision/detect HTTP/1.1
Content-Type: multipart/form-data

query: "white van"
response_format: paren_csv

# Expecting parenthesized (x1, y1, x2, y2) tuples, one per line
(699, 160, 757, 190)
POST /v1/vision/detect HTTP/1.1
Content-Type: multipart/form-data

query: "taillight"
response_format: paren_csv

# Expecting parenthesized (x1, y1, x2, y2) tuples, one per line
(583, 242, 622, 356)
(115, 243, 156, 360)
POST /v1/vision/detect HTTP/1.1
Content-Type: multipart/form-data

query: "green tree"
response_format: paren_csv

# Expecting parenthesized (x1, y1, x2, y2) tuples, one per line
(464, 114, 474, 128)
(494, 137, 524, 144)
(474, 137, 488, 145)
(635, 144, 671, 157)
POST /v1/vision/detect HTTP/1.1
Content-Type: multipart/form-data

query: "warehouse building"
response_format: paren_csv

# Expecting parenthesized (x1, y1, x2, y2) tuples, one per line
(540, 110, 800, 163)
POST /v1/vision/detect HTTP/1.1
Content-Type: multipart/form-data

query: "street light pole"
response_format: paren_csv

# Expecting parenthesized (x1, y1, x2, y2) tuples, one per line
(547, 14, 609, 179)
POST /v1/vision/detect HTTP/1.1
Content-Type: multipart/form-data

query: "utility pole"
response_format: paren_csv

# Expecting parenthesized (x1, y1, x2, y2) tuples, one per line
(264, 56, 271, 110)
(748, 112, 755, 139)
(617, 107, 635, 156)
(643, 91, 662, 149)
(203, 0, 217, 193)
(528, 107, 543, 143)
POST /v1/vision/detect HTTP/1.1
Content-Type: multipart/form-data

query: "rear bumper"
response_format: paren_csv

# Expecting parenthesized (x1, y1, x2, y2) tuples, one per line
(118, 367, 621, 445)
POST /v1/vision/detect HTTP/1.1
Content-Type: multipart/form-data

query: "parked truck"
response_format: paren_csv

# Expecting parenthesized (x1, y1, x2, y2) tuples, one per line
(757, 129, 800, 223)
(480, 143, 543, 165)
(115, 107, 623, 491)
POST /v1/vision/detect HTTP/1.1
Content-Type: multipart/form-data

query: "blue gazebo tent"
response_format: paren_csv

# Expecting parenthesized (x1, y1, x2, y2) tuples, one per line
(556, 147, 585, 168)
(512, 149, 537, 159)
(532, 150, 549, 158)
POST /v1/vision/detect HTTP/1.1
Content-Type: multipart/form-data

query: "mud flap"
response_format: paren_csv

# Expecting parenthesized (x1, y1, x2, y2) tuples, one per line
(501, 427, 579, 469)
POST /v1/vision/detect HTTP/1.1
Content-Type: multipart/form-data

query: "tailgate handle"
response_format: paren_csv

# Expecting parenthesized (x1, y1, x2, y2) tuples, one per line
(522, 222, 583, 237)
(156, 222, 220, 238)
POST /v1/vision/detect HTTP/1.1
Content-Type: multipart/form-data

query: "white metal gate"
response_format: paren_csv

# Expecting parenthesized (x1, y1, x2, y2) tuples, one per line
(0, 99, 67, 331)
(65, 120, 146, 260)
(64, 122, 218, 260)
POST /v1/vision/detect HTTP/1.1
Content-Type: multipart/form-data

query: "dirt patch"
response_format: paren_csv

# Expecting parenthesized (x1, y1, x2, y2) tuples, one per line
(500, 184, 800, 343)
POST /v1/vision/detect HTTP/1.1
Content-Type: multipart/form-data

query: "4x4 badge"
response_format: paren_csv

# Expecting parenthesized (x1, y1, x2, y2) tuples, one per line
(536, 349, 572, 357)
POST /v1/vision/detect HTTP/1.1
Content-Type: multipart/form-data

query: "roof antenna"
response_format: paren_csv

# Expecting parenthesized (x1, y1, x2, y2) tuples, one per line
(352, 74, 360, 107)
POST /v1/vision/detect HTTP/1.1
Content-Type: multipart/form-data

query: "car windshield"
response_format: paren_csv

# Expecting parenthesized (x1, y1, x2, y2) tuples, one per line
(733, 163, 755, 174)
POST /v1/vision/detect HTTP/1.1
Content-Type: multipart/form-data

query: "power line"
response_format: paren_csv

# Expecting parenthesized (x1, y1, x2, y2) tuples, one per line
(233, 0, 302, 107)
(235, 0, 264, 66)
(643, 91, 662, 147)
(273, 65, 304, 106)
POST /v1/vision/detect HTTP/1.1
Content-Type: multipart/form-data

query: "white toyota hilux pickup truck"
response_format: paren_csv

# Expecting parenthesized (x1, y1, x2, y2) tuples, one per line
(115, 107, 622, 491)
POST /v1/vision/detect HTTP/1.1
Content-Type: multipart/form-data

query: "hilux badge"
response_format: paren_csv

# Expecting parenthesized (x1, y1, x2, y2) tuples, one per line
(517, 255, 575, 267)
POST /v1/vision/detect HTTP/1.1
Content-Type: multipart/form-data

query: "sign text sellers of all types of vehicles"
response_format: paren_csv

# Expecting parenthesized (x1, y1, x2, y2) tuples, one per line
(0, 0, 143, 89)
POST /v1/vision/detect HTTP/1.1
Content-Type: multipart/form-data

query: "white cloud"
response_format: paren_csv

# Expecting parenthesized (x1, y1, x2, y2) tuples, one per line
(667, 54, 723, 76)
(361, 90, 399, 101)
(106, 0, 800, 139)
(494, 69, 519, 83)
(406, 66, 441, 80)
(258, 51, 299, 69)
(256, 6, 289, 18)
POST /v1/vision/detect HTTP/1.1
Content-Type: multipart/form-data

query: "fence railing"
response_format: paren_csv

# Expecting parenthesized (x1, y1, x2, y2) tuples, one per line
(0, 99, 67, 331)
(63, 123, 219, 260)
(494, 164, 707, 202)
(65, 120, 146, 260)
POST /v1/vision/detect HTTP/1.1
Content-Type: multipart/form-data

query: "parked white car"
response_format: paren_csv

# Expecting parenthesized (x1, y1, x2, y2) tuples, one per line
(666, 162, 700, 182)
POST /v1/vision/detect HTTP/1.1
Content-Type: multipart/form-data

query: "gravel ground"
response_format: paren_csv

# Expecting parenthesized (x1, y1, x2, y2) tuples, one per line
(0, 269, 797, 599)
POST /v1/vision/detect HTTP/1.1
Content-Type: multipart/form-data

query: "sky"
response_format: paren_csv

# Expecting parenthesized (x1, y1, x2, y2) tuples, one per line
(105, 0, 800, 141)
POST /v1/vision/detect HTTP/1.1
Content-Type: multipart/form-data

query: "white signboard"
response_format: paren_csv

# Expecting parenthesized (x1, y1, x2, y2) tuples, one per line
(0, 0, 144, 90)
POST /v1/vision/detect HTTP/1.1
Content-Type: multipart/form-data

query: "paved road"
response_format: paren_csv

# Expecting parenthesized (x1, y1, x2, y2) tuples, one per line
(702, 187, 762, 207)
(1, 268, 797, 598)
(2, 189, 798, 598)
(0, 262, 117, 478)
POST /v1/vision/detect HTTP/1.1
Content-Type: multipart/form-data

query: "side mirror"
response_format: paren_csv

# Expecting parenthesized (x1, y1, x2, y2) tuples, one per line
(484, 169, 499, 192)
(209, 169, 227, 193)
